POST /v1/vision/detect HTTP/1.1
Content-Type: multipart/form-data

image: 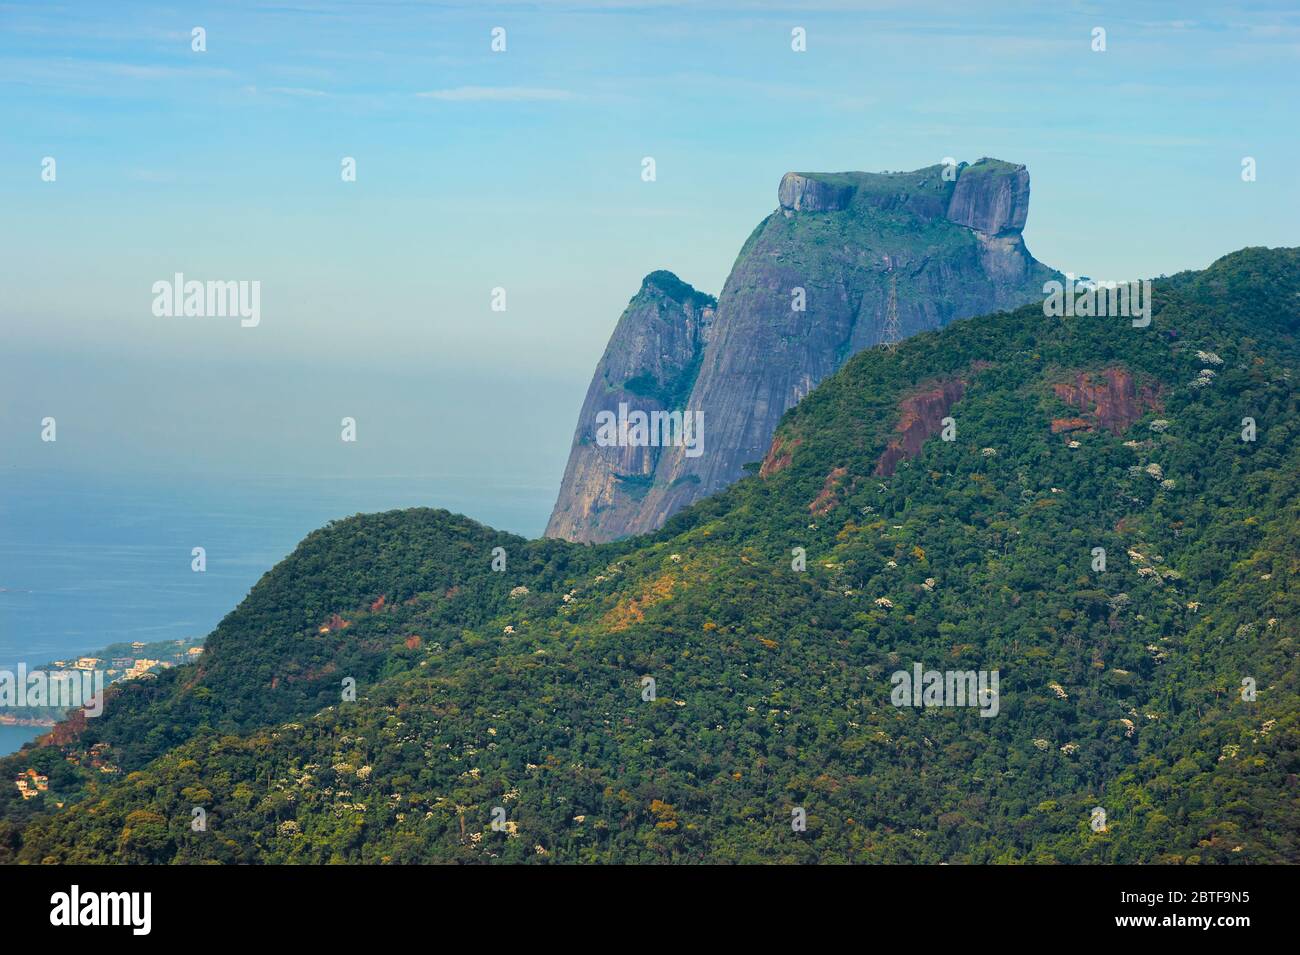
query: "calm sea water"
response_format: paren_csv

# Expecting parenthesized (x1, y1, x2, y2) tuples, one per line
(0, 467, 556, 755)
(0, 724, 44, 754)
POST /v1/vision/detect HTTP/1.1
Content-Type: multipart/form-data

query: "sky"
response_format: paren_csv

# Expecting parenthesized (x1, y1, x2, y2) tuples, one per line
(1, 0, 1297, 512)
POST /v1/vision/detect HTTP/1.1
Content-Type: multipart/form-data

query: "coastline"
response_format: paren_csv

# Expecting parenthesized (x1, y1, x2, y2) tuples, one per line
(0, 715, 56, 728)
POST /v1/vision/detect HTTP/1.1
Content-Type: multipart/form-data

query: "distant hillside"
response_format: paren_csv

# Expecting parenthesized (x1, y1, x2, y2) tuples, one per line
(0, 636, 203, 729)
(2, 248, 1296, 864)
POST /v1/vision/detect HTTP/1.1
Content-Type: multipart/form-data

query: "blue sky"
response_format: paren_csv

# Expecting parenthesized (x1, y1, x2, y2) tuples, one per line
(1, 0, 1297, 496)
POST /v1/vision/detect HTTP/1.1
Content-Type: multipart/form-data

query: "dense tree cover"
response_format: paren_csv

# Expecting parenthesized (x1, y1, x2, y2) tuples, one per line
(2, 247, 1296, 864)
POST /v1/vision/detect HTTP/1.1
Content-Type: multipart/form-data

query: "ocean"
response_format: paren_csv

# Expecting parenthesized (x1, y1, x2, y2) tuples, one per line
(0, 466, 557, 755)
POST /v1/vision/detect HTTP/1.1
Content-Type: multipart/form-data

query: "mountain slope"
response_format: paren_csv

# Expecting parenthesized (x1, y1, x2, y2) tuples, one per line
(547, 158, 1058, 543)
(3, 247, 1297, 864)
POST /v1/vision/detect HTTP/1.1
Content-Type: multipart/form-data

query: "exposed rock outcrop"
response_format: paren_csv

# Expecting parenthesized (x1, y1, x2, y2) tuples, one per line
(874, 379, 968, 477)
(1051, 367, 1163, 436)
(1050, 416, 1092, 434)
(810, 466, 849, 516)
(547, 159, 1058, 542)
(945, 158, 1030, 235)
(759, 433, 801, 478)
(778, 173, 855, 213)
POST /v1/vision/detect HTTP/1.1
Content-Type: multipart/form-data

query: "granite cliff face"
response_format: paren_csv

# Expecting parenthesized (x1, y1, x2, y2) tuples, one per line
(548, 158, 1058, 543)
(545, 271, 716, 542)
(945, 160, 1030, 235)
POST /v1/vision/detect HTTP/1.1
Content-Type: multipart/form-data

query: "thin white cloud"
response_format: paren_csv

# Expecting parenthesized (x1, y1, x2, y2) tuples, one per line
(415, 86, 574, 102)
(267, 86, 328, 97)
(241, 85, 330, 99)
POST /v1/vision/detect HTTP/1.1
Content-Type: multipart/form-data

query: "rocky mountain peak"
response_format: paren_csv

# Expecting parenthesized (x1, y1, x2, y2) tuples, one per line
(547, 159, 1058, 543)
(778, 172, 856, 213)
(639, 269, 717, 310)
(945, 157, 1031, 236)
(544, 270, 716, 543)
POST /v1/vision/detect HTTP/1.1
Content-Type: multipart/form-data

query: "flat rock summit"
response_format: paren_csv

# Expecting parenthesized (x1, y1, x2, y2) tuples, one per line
(547, 158, 1058, 543)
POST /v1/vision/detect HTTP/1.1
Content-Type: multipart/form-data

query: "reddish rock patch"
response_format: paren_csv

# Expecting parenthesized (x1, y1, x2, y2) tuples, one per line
(40, 708, 89, 748)
(760, 433, 802, 478)
(874, 379, 967, 477)
(1050, 417, 1091, 434)
(1052, 367, 1161, 435)
(810, 466, 849, 516)
(301, 662, 338, 682)
(319, 613, 351, 633)
(274, 661, 339, 689)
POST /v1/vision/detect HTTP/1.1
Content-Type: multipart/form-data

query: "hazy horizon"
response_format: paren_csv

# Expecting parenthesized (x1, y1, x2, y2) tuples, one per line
(3, 0, 1297, 492)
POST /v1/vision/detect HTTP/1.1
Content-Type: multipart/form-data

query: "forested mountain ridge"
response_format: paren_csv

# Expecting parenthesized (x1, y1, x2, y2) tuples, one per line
(2, 247, 1296, 864)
